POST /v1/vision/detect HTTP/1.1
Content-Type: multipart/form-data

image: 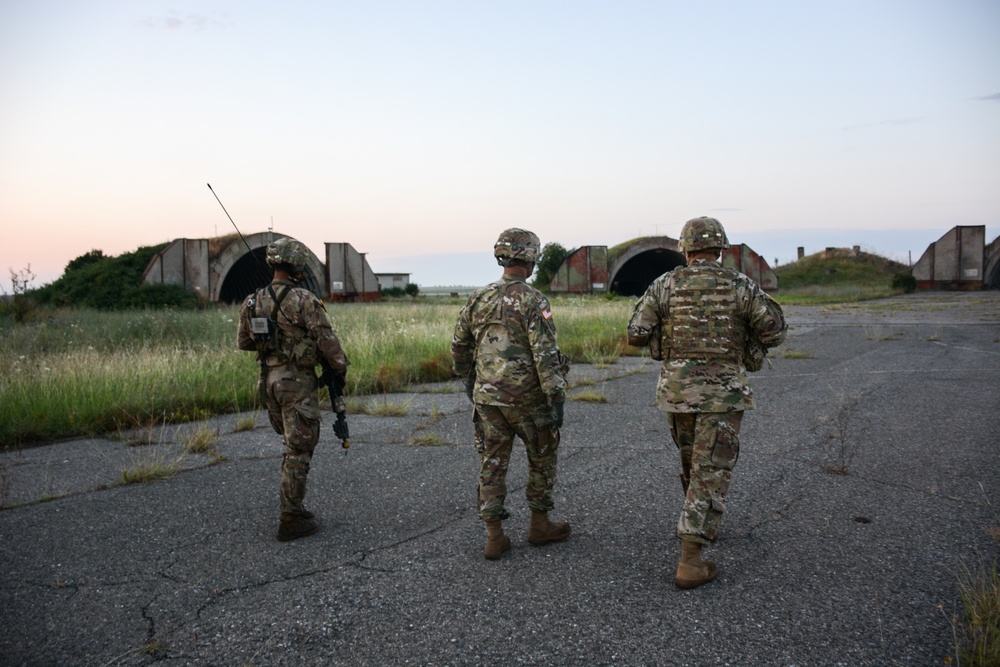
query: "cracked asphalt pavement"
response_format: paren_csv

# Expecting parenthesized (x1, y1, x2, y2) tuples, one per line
(2, 291, 998, 666)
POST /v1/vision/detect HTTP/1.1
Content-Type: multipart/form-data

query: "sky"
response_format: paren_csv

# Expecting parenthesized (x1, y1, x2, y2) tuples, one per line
(1, 0, 998, 289)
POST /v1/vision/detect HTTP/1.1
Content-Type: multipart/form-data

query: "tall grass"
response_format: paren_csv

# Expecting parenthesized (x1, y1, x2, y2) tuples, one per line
(1, 296, 635, 446)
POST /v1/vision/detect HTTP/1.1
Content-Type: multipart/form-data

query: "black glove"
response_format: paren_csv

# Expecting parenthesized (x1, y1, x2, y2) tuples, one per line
(550, 399, 564, 429)
(334, 412, 349, 442)
(464, 376, 476, 403)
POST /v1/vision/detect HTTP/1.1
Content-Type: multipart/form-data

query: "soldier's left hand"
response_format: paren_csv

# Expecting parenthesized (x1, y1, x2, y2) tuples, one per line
(550, 399, 564, 428)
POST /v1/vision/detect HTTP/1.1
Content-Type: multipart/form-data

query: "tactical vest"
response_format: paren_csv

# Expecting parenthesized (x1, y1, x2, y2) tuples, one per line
(249, 284, 292, 366)
(664, 263, 744, 363)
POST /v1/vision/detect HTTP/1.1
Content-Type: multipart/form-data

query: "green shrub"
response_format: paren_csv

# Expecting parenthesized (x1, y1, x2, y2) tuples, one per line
(531, 242, 571, 292)
(32, 245, 197, 310)
(891, 273, 917, 293)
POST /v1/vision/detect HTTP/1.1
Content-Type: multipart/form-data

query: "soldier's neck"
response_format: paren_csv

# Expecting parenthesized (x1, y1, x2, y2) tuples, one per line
(502, 266, 531, 282)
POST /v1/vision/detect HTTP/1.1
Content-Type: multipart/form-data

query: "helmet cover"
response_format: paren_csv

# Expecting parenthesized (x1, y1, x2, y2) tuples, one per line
(494, 228, 541, 265)
(265, 237, 309, 272)
(678, 217, 730, 252)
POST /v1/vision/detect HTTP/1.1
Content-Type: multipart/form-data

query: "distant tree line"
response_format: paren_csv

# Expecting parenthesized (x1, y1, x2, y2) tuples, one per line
(381, 283, 421, 298)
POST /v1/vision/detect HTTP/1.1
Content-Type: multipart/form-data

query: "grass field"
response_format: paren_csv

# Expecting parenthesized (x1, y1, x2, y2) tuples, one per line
(0, 246, 916, 446)
(0, 296, 634, 446)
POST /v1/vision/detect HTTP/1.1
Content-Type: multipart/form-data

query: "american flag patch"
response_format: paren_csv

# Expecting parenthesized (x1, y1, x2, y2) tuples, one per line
(542, 307, 552, 319)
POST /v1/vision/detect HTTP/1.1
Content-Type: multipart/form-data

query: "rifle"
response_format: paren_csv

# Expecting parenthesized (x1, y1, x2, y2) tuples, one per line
(320, 360, 351, 453)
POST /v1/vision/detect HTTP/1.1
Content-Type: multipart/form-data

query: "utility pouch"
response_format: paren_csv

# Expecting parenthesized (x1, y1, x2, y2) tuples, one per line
(251, 315, 274, 338)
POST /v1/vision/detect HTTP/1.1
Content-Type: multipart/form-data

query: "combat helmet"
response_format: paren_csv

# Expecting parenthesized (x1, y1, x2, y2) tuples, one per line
(494, 228, 541, 267)
(678, 217, 730, 253)
(266, 237, 309, 272)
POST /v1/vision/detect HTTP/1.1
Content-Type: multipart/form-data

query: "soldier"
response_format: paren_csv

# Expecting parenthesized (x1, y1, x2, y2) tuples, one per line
(452, 228, 572, 560)
(627, 217, 786, 589)
(237, 237, 350, 542)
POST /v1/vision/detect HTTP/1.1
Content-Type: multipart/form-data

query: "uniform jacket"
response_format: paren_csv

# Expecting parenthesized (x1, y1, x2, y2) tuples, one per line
(451, 276, 568, 408)
(237, 279, 349, 374)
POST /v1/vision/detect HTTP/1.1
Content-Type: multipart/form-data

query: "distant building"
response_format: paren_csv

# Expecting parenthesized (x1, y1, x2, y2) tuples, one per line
(913, 225, 1000, 290)
(375, 273, 411, 291)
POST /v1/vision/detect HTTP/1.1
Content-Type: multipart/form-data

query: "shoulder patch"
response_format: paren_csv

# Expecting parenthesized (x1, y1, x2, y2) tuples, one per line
(541, 305, 552, 320)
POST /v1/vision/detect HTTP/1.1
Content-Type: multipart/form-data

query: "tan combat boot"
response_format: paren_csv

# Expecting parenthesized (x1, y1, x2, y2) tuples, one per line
(675, 539, 717, 589)
(526, 511, 571, 546)
(276, 512, 319, 542)
(484, 520, 511, 560)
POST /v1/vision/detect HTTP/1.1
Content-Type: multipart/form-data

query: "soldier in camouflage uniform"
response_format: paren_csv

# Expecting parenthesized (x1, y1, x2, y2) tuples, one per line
(237, 237, 350, 542)
(627, 217, 786, 589)
(451, 229, 572, 560)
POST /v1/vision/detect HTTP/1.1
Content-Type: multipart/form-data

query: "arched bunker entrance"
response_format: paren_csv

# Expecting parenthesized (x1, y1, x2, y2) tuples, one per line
(608, 237, 685, 297)
(214, 234, 324, 304)
(217, 246, 323, 304)
(611, 247, 686, 297)
(550, 236, 777, 296)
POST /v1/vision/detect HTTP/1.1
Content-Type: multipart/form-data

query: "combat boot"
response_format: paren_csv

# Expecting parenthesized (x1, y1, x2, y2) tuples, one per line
(484, 519, 511, 560)
(527, 511, 571, 546)
(276, 512, 318, 542)
(675, 539, 717, 589)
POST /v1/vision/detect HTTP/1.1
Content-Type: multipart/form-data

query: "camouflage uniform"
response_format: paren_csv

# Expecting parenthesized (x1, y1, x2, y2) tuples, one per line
(628, 252, 785, 545)
(452, 277, 570, 521)
(237, 278, 349, 519)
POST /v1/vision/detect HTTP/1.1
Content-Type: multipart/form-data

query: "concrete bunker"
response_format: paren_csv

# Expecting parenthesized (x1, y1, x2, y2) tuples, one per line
(550, 236, 776, 296)
(913, 225, 999, 291)
(142, 232, 378, 303)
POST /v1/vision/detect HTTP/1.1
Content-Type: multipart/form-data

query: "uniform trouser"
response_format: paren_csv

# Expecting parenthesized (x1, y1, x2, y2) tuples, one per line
(263, 367, 321, 516)
(667, 411, 744, 545)
(473, 404, 560, 521)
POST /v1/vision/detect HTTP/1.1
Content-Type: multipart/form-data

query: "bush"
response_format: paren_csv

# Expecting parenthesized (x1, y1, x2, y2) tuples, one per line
(532, 242, 571, 292)
(382, 283, 421, 298)
(32, 245, 198, 310)
(3, 265, 38, 323)
(891, 273, 917, 293)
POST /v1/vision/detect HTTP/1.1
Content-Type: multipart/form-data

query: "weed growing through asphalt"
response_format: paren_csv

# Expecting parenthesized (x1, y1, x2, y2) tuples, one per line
(182, 425, 220, 455)
(358, 395, 411, 417)
(571, 390, 609, 403)
(407, 434, 448, 446)
(863, 325, 903, 341)
(120, 448, 182, 485)
(815, 372, 868, 475)
(780, 348, 814, 359)
(232, 399, 260, 432)
(945, 487, 1000, 666)
(580, 339, 624, 368)
(415, 404, 446, 431)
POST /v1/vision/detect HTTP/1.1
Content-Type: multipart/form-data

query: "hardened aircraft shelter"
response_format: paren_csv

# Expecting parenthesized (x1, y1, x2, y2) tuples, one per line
(913, 225, 1000, 290)
(141, 232, 380, 303)
(550, 236, 778, 297)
